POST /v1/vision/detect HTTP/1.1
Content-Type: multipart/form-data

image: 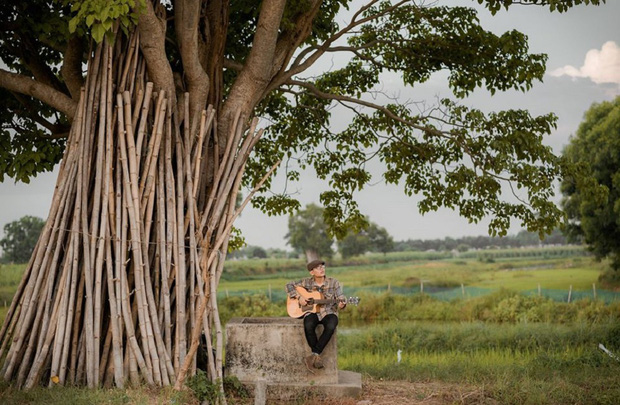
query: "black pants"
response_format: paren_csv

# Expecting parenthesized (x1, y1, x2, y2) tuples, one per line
(303, 313, 338, 355)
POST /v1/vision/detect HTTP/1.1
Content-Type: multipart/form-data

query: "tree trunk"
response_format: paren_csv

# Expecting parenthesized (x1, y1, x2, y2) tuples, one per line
(0, 29, 276, 395)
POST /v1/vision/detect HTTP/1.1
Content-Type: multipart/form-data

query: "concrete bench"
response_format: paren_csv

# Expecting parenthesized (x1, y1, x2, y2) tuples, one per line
(225, 317, 361, 400)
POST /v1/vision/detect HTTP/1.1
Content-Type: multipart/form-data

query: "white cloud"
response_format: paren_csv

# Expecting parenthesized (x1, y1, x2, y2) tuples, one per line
(549, 41, 620, 85)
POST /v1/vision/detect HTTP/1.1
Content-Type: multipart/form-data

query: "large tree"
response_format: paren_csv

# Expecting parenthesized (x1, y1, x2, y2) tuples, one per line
(338, 221, 393, 259)
(286, 203, 334, 260)
(0, 216, 45, 264)
(0, 0, 603, 395)
(561, 96, 620, 270)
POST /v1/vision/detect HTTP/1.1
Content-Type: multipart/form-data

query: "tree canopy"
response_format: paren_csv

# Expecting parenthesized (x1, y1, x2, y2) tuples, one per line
(0, 0, 605, 237)
(338, 221, 394, 258)
(286, 203, 334, 260)
(561, 96, 620, 270)
(0, 215, 45, 263)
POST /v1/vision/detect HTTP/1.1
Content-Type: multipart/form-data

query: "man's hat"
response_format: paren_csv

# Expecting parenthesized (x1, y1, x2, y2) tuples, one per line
(306, 259, 325, 271)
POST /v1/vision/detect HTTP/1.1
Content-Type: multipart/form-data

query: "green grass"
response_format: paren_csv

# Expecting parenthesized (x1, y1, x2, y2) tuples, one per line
(0, 249, 619, 404)
(339, 321, 620, 404)
(0, 382, 197, 405)
(470, 265, 602, 290)
(218, 255, 608, 299)
(0, 263, 26, 306)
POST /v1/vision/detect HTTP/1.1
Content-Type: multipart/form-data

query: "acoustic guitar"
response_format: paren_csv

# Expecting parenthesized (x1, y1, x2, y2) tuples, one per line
(287, 286, 360, 318)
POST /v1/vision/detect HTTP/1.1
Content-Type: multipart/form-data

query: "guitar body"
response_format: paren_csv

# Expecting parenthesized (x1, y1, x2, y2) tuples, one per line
(287, 286, 324, 318)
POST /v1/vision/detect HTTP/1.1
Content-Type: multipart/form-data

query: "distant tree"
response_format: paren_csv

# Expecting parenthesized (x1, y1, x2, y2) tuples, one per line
(338, 221, 394, 258)
(561, 97, 620, 270)
(286, 204, 333, 261)
(338, 231, 370, 259)
(457, 244, 470, 253)
(266, 248, 289, 259)
(367, 223, 394, 255)
(251, 246, 268, 259)
(514, 230, 542, 246)
(0, 216, 45, 263)
(542, 229, 568, 245)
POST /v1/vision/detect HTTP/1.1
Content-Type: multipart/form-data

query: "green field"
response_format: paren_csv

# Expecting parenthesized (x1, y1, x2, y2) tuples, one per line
(1, 247, 619, 404)
(339, 321, 620, 404)
(219, 249, 614, 302)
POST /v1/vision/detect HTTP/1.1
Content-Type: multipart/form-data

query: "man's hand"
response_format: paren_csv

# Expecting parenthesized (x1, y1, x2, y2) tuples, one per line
(299, 297, 307, 306)
(338, 301, 346, 309)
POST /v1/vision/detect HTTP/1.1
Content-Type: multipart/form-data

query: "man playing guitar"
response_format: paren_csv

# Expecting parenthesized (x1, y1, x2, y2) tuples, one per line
(285, 259, 347, 372)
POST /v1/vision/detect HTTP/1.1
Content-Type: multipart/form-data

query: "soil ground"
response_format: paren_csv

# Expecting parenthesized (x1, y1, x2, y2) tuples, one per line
(228, 378, 498, 405)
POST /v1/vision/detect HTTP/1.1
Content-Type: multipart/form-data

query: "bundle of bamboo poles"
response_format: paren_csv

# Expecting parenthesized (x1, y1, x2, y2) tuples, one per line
(0, 30, 276, 391)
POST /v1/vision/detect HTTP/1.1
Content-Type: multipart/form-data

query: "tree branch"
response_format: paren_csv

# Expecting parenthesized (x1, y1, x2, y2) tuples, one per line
(203, 0, 230, 108)
(12, 93, 71, 138)
(222, 0, 287, 131)
(267, 0, 408, 93)
(175, 0, 210, 133)
(287, 78, 446, 138)
(0, 68, 77, 119)
(61, 35, 86, 99)
(19, 35, 66, 93)
(137, 1, 175, 99)
(270, 0, 322, 79)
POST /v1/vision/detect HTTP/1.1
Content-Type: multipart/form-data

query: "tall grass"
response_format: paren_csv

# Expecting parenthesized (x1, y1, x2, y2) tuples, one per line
(0, 263, 26, 305)
(339, 321, 620, 404)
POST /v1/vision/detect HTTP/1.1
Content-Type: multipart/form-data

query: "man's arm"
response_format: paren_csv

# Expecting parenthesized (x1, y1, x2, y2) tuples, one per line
(285, 279, 305, 298)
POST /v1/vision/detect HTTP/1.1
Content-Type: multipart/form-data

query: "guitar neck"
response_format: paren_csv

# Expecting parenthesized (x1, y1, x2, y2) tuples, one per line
(311, 299, 340, 305)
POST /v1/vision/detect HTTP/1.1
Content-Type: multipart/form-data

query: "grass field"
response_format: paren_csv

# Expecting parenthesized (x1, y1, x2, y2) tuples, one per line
(218, 254, 609, 296)
(339, 321, 620, 404)
(1, 247, 619, 404)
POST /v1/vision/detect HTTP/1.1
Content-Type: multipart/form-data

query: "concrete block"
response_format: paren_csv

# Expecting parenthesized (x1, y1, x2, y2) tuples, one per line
(225, 317, 338, 384)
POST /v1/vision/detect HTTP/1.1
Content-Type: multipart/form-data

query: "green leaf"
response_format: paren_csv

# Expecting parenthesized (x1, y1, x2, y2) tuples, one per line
(91, 23, 105, 43)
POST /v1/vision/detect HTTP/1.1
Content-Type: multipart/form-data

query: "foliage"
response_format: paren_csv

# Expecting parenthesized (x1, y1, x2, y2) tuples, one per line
(0, 0, 607, 238)
(285, 203, 334, 260)
(248, 1, 577, 238)
(0, 216, 45, 263)
(561, 96, 620, 271)
(250, 246, 267, 259)
(185, 370, 221, 404)
(338, 221, 394, 259)
(395, 228, 568, 252)
(64, 0, 145, 43)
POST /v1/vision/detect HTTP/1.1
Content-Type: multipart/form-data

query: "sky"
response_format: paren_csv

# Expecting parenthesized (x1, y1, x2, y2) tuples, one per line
(1, 0, 619, 251)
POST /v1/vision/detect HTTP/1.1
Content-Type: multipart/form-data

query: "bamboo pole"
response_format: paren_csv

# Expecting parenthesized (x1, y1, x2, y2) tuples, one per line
(1, 27, 285, 391)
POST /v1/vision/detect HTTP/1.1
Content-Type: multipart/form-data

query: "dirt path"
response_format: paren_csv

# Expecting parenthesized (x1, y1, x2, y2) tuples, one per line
(353, 379, 495, 405)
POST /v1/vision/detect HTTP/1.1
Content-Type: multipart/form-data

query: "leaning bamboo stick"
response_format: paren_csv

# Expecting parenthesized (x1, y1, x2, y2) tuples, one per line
(79, 88, 96, 389)
(157, 153, 173, 356)
(176, 156, 279, 389)
(132, 77, 150, 155)
(24, 249, 71, 388)
(58, 222, 80, 385)
(48, 222, 77, 383)
(90, 50, 109, 385)
(139, 95, 166, 216)
(2, 89, 86, 380)
(117, 94, 156, 385)
(105, 230, 124, 387)
(173, 116, 188, 372)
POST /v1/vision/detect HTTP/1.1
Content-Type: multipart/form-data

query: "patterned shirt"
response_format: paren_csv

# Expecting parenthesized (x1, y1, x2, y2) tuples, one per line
(286, 276, 345, 320)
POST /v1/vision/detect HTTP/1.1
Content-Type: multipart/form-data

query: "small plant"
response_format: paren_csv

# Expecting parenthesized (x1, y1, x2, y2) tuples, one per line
(223, 376, 249, 399)
(186, 370, 221, 403)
